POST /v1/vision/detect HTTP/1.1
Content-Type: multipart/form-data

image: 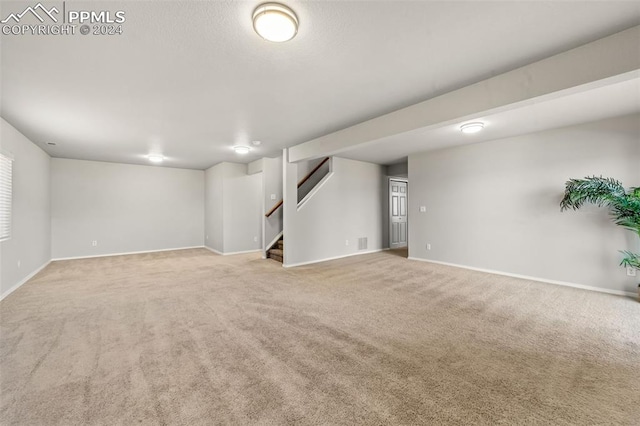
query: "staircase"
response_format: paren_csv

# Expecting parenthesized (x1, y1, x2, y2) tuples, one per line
(267, 238, 284, 263)
(263, 157, 331, 265)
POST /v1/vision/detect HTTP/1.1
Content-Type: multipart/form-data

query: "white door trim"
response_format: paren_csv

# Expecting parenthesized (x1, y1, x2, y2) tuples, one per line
(389, 178, 408, 249)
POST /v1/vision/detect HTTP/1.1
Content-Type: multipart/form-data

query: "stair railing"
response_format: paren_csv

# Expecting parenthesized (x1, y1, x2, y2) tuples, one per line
(265, 157, 330, 218)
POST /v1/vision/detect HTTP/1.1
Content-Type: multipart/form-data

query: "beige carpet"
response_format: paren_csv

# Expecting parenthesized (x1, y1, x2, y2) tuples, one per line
(1, 248, 639, 425)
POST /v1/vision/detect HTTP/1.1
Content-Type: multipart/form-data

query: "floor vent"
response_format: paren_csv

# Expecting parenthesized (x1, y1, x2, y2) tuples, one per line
(358, 237, 368, 250)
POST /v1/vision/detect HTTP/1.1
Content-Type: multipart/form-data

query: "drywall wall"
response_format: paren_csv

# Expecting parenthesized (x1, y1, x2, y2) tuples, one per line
(408, 114, 640, 294)
(205, 164, 224, 252)
(297, 157, 325, 178)
(283, 156, 385, 266)
(263, 156, 283, 250)
(0, 119, 51, 299)
(223, 163, 262, 253)
(386, 162, 408, 178)
(248, 158, 264, 175)
(205, 162, 262, 254)
(51, 159, 204, 259)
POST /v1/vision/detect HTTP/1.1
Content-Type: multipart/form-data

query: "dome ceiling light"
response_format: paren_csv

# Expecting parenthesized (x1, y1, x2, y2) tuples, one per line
(252, 3, 298, 42)
(233, 146, 251, 154)
(147, 154, 164, 163)
(460, 122, 485, 134)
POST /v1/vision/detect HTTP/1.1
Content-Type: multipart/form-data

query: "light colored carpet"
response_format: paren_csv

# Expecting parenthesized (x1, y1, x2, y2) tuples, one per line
(1, 248, 638, 425)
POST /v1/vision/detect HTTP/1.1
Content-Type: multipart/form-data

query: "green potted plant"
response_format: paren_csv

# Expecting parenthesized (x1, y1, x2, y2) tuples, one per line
(560, 176, 640, 300)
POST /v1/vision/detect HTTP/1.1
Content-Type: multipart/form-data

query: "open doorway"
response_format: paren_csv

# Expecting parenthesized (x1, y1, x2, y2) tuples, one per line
(389, 178, 408, 257)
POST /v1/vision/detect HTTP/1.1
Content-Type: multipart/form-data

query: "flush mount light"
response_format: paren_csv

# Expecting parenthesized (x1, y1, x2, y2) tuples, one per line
(460, 122, 485, 134)
(233, 146, 251, 154)
(147, 154, 164, 163)
(252, 3, 298, 42)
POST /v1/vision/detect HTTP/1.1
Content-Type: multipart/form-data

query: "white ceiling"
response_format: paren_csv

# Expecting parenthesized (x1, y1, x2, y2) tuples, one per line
(1, 1, 639, 169)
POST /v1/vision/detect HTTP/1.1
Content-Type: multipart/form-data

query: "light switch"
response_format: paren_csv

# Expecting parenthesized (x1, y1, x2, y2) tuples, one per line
(419, 206, 426, 213)
(270, 194, 276, 200)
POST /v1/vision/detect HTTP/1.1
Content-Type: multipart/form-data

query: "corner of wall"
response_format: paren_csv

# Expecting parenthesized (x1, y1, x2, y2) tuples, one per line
(0, 118, 52, 298)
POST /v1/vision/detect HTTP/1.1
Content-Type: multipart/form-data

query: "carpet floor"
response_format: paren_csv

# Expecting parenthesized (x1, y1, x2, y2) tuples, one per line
(0, 248, 638, 425)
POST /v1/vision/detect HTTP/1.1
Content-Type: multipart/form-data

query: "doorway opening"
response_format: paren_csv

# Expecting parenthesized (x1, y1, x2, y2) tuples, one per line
(389, 178, 408, 257)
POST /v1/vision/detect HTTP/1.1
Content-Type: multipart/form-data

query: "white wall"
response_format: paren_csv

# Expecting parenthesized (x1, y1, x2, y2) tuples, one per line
(408, 114, 640, 294)
(223, 163, 262, 253)
(205, 162, 262, 254)
(0, 119, 51, 299)
(51, 159, 204, 259)
(263, 156, 283, 250)
(386, 162, 408, 178)
(284, 156, 385, 266)
(205, 164, 224, 253)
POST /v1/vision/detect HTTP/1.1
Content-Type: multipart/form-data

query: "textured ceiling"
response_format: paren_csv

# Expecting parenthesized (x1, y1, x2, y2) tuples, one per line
(1, 1, 639, 169)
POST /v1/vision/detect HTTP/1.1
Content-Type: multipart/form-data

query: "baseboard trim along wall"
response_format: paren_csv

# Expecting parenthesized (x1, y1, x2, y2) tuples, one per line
(408, 257, 636, 298)
(203, 246, 262, 256)
(0, 260, 51, 302)
(284, 249, 386, 268)
(52, 246, 204, 261)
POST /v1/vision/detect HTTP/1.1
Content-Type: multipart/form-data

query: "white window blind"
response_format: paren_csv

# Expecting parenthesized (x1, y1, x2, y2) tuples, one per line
(0, 153, 13, 241)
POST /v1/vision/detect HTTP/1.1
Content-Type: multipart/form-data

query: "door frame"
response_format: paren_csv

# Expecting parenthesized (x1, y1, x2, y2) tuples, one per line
(388, 178, 408, 250)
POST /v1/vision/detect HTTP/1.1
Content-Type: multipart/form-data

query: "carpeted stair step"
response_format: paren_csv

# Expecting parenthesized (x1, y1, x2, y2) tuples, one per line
(266, 237, 284, 263)
(269, 248, 283, 257)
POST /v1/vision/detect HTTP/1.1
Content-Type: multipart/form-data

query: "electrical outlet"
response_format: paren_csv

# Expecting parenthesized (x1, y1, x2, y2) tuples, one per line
(345, 240, 349, 246)
(253, 236, 258, 242)
(628, 267, 637, 277)
(92, 240, 98, 247)
(206, 235, 209, 240)
(426, 243, 431, 250)
(420, 206, 426, 213)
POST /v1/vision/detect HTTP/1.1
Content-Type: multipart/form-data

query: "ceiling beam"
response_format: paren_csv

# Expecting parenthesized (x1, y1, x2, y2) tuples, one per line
(288, 25, 640, 163)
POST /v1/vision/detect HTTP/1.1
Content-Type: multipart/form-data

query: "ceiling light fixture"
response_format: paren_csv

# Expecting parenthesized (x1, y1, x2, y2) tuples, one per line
(147, 154, 164, 163)
(233, 146, 251, 154)
(460, 122, 485, 134)
(251, 140, 262, 146)
(252, 3, 298, 42)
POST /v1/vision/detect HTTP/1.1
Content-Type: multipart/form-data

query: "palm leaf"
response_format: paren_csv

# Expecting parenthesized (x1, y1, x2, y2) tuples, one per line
(561, 176, 640, 272)
(620, 251, 640, 270)
(560, 176, 626, 211)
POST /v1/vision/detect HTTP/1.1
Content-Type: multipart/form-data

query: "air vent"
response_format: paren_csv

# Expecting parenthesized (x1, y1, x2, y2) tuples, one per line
(358, 237, 368, 250)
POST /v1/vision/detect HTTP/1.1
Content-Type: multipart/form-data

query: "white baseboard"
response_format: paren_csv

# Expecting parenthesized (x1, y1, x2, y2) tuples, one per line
(408, 257, 637, 298)
(0, 260, 51, 302)
(284, 249, 385, 268)
(52, 246, 205, 261)
(204, 246, 261, 256)
(204, 246, 222, 255)
(224, 249, 261, 256)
